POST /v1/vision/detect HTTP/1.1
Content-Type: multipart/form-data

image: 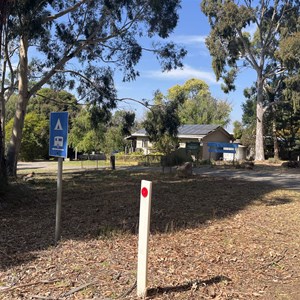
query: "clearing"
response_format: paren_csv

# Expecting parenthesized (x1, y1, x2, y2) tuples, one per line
(0, 166, 300, 299)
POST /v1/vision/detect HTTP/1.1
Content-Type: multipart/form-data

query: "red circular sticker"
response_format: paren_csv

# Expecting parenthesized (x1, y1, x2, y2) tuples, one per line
(141, 187, 148, 198)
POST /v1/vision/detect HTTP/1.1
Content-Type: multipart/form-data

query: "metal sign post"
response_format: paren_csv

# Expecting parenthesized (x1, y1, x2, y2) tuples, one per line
(137, 180, 152, 298)
(55, 157, 63, 243)
(49, 112, 68, 244)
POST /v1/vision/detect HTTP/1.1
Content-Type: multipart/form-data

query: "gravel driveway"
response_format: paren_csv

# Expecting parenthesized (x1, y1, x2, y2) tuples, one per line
(194, 166, 300, 190)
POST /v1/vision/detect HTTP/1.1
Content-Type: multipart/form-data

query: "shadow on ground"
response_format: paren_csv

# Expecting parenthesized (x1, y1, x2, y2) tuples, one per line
(147, 275, 231, 298)
(0, 169, 294, 269)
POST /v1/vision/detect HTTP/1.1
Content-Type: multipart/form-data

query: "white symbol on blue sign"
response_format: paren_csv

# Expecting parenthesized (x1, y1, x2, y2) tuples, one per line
(54, 119, 63, 131)
(53, 136, 64, 148)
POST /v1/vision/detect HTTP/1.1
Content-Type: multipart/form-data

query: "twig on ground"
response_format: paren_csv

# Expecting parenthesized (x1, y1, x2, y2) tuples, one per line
(28, 295, 62, 300)
(116, 280, 137, 298)
(260, 249, 288, 269)
(0, 279, 61, 293)
(62, 281, 97, 297)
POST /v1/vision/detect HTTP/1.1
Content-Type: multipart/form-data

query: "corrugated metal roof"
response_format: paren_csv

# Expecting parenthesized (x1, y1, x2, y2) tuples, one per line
(132, 124, 220, 137)
(178, 124, 219, 135)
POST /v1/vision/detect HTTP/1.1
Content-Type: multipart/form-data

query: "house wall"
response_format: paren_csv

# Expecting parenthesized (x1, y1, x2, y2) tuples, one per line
(136, 137, 153, 154)
(134, 128, 231, 159)
(178, 138, 201, 148)
(202, 130, 231, 160)
(223, 145, 247, 161)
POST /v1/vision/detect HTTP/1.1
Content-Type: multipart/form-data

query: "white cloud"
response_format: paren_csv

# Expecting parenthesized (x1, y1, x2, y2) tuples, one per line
(173, 35, 207, 45)
(145, 64, 219, 85)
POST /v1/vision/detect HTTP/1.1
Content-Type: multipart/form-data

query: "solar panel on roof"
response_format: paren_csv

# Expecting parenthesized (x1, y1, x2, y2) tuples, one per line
(132, 124, 220, 136)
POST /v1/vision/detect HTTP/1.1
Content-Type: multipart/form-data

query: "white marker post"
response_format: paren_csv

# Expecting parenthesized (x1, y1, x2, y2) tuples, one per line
(137, 180, 152, 298)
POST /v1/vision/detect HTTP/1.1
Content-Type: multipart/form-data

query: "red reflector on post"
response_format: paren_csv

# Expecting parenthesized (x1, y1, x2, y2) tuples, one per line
(141, 187, 148, 198)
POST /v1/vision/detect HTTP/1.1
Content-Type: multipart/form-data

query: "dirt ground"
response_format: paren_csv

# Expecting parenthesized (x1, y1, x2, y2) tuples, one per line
(0, 168, 300, 299)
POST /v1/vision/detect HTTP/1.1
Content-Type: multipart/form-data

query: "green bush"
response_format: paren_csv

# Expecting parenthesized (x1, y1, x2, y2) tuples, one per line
(6, 112, 48, 161)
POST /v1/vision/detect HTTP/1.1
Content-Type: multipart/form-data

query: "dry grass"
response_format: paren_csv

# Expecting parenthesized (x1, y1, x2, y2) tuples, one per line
(0, 169, 300, 299)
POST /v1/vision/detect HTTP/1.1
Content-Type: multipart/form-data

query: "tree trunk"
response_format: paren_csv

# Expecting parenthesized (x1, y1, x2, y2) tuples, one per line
(0, 4, 8, 185)
(0, 95, 7, 186)
(7, 36, 29, 176)
(255, 78, 265, 161)
(272, 112, 279, 161)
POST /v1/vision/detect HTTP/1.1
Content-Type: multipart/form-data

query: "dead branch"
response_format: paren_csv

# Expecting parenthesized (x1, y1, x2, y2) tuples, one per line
(260, 249, 288, 269)
(62, 281, 97, 297)
(0, 279, 61, 293)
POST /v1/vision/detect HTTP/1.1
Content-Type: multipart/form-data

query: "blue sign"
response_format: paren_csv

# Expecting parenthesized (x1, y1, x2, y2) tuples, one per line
(49, 112, 69, 158)
(208, 142, 239, 154)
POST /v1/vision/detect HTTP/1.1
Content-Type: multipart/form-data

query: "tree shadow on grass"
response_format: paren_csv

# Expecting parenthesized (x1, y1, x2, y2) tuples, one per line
(147, 275, 231, 298)
(0, 169, 295, 269)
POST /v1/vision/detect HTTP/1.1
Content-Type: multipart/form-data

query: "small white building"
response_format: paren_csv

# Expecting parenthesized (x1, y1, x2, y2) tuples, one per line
(127, 124, 234, 160)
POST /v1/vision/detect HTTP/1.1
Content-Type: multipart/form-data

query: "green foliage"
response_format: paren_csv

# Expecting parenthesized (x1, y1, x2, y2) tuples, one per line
(277, 32, 300, 110)
(233, 121, 243, 140)
(6, 88, 81, 159)
(102, 110, 136, 154)
(275, 101, 300, 159)
(7, 0, 187, 105)
(69, 108, 105, 153)
(5, 94, 18, 124)
(242, 94, 256, 127)
(143, 90, 185, 154)
(5, 112, 48, 161)
(2, 0, 187, 176)
(28, 88, 79, 118)
(69, 108, 135, 155)
(168, 79, 232, 127)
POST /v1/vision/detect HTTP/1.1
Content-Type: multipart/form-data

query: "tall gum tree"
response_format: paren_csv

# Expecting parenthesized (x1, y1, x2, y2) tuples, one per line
(201, 0, 299, 161)
(0, 0, 14, 185)
(2, 0, 187, 176)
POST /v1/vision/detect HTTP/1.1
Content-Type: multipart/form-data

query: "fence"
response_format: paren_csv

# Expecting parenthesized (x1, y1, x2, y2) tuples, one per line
(77, 154, 162, 169)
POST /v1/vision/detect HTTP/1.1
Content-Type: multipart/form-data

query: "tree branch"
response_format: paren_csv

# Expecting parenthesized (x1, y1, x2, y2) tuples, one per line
(30, 5, 145, 97)
(116, 97, 151, 109)
(237, 29, 260, 72)
(35, 92, 78, 106)
(43, 0, 89, 23)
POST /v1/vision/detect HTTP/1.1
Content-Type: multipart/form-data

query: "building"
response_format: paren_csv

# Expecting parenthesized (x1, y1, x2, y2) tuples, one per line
(127, 124, 235, 160)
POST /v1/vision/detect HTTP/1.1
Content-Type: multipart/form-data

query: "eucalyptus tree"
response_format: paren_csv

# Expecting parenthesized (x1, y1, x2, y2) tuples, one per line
(168, 78, 232, 127)
(1, 0, 186, 176)
(0, 0, 14, 185)
(103, 110, 136, 154)
(201, 0, 300, 160)
(68, 108, 106, 154)
(277, 32, 300, 110)
(143, 90, 185, 154)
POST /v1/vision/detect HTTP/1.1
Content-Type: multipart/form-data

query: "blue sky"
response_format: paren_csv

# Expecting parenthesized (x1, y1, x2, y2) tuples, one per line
(115, 0, 257, 132)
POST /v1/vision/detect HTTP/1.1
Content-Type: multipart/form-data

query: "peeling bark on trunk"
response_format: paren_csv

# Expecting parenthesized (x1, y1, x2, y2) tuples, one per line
(0, 94, 6, 185)
(255, 78, 265, 161)
(7, 36, 29, 176)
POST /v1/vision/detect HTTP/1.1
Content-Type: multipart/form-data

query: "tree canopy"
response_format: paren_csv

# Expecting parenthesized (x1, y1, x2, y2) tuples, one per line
(168, 79, 231, 127)
(69, 108, 136, 155)
(0, 0, 187, 176)
(143, 90, 185, 154)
